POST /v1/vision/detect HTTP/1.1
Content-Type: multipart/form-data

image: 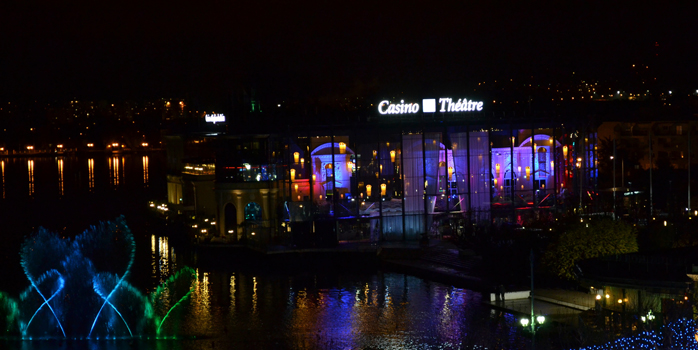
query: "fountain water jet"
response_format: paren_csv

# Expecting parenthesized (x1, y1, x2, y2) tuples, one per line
(1, 216, 197, 340)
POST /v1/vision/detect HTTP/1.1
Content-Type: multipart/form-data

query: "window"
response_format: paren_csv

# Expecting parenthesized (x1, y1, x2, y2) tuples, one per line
(537, 147, 547, 173)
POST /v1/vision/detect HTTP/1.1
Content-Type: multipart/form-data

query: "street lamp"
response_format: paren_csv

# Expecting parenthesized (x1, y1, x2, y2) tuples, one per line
(577, 157, 583, 212)
(519, 248, 546, 349)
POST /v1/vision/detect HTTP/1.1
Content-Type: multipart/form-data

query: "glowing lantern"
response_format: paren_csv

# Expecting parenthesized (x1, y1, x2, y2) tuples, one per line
(494, 178, 498, 187)
(339, 142, 346, 154)
(294, 152, 300, 163)
(390, 150, 396, 162)
(495, 163, 500, 175)
(300, 157, 304, 165)
(380, 164, 383, 173)
(312, 174, 316, 182)
(375, 172, 379, 179)
(448, 166, 454, 181)
(290, 169, 296, 181)
(319, 195, 323, 200)
(373, 150, 377, 159)
(294, 184, 299, 192)
(366, 184, 372, 197)
(550, 161, 554, 170)
(347, 161, 354, 172)
(297, 195, 301, 201)
(380, 183, 387, 196)
(562, 145, 568, 158)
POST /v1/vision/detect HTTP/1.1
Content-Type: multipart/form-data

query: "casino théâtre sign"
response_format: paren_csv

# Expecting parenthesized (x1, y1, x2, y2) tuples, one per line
(377, 98, 483, 115)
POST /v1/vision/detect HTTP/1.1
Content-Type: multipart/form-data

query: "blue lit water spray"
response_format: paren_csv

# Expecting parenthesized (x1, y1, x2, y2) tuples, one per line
(21, 270, 65, 338)
(1, 216, 197, 340)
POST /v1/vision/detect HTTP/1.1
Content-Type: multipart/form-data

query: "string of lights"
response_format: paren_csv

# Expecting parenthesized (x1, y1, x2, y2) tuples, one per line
(574, 318, 698, 350)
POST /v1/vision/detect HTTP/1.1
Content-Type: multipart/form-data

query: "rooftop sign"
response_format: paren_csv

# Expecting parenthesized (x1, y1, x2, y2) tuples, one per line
(378, 98, 483, 115)
(205, 113, 226, 123)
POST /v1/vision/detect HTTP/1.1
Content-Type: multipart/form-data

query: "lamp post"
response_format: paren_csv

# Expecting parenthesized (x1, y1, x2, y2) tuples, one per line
(612, 139, 616, 220)
(577, 157, 583, 212)
(520, 248, 545, 349)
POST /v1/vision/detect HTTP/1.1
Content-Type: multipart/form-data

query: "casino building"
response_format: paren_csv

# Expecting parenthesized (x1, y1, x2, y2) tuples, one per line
(165, 96, 598, 247)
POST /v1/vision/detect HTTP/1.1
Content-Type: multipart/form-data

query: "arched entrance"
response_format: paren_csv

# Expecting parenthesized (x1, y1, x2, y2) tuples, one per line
(224, 203, 237, 239)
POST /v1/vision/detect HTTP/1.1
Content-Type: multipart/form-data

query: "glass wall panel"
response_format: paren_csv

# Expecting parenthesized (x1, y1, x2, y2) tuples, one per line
(424, 132, 441, 214)
(490, 129, 514, 225)
(424, 132, 443, 238)
(402, 133, 425, 237)
(535, 128, 556, 214)
(352, 131, 381, 242)
(380, 135, 403, 241)
(469, 131, 490, 223)
(450, 132, 469, 213)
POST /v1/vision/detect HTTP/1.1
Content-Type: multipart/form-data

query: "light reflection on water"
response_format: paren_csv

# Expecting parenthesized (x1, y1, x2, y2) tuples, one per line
(164, 269, 528, 349)
(27, 159, 34, 196)
(0, 155, 164, 200)
(87, 158, 94, 191)
(109, 156, 120, 188)
(142, 155, 149, 187)
(2, 240, 529, 350)
(1, 159, 5, 198)
(57, 158, 64, 196)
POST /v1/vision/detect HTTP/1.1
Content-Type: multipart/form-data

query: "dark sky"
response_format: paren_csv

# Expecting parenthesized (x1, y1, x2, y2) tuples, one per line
(1, 0, 696, 102)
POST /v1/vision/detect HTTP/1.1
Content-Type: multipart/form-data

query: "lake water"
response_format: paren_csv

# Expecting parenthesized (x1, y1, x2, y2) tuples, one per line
(0, 154, 533, 349)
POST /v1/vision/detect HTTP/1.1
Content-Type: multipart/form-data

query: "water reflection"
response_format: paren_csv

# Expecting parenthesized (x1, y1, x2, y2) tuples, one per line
(57, 158, 64, 196)
(109, 156, 120, 188)
(0, 155, 161, 199)
(161, 268, 529, 349)
(88, 158, 95, 191)
(230, 274, 236, 311)
(27, 159, 34, 196)
(143, 155, 149, 187)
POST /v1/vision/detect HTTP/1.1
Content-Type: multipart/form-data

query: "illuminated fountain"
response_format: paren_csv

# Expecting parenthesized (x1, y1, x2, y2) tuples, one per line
(0, 216, 197, 340)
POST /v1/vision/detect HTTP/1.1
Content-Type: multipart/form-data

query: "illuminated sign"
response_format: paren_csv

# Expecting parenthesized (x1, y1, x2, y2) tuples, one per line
(205, 113, 226, 123)
(437, 98, 483, 112)
(378, 100, 420, 114)
(377, 97, 483, 115)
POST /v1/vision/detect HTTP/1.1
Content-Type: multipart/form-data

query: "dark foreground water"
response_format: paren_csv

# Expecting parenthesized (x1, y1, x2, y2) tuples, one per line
(0, 154, 531, 349)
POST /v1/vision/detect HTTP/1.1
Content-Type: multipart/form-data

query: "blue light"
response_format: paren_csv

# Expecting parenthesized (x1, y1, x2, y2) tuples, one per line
(5, 217, 197, 340)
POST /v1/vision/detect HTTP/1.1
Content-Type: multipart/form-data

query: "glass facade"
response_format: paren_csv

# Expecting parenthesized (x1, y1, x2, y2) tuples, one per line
(264, 119, 597, 245)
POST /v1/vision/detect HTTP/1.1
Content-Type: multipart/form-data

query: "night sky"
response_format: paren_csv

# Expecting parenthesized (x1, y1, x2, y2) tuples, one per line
(1, 0, 696, 102)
